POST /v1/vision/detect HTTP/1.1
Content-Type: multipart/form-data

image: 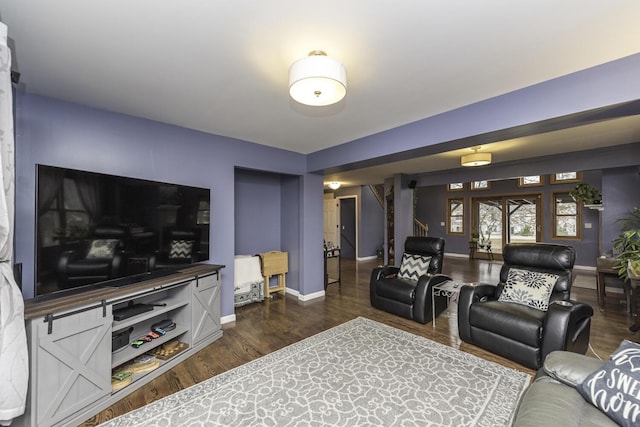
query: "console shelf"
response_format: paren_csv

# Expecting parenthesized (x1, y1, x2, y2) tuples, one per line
(18, 264, 224, 427)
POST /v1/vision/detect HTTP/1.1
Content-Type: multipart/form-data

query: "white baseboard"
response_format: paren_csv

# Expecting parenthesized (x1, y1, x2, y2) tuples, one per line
(221, 314, 236, 324)
(296, 289, 325, 301)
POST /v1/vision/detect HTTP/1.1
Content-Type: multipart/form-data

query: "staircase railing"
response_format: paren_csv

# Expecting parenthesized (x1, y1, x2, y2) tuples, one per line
(413, 218, 428, 237)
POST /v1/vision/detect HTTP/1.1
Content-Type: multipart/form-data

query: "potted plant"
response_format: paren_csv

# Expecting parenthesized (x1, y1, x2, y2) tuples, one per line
(569, 182, 602, 205)
(613, 207, 640, 281)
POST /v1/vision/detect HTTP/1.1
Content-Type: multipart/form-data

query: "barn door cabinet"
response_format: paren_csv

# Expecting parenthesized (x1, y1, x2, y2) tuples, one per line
(17, 265, 223, 427)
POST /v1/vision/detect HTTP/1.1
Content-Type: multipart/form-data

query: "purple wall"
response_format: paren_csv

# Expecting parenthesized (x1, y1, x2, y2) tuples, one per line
(602, 166, 640, 255)
(234, 169, 283, 255)
(359, 186, 384, 258)
(14, 92, 324, 316)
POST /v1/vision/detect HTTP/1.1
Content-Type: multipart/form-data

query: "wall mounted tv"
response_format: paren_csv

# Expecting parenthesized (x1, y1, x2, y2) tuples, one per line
(35, 164, 210, 297)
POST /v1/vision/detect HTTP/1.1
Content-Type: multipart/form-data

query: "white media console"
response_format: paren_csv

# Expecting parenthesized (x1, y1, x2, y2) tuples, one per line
(17, 264, 224, 427)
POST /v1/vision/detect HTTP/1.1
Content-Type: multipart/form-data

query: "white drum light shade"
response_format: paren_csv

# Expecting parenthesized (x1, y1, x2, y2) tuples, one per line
(461, 152, 492, 167)
(327, 182, 341, 190)
(289, 51, 347, 106)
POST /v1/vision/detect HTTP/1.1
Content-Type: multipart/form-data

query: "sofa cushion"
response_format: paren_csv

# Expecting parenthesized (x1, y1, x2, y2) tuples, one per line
(470, 300, 546, 347)
(577, 340, 640, 427)
(86, 239, 119, 259)
(498, 268, 558, 311)
(397, 253, 431, 281)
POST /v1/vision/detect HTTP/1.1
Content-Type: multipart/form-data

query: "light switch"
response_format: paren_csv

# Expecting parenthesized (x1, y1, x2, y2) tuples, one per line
(440, 222, 445, 226)
(585, 223, 592, 229)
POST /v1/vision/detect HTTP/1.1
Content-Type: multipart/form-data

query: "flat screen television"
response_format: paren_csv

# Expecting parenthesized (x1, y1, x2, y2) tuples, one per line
(35, 164, 210, 297)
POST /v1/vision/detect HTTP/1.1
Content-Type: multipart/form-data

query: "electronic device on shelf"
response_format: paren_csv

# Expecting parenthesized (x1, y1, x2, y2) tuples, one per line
(113, 302, 154, 321)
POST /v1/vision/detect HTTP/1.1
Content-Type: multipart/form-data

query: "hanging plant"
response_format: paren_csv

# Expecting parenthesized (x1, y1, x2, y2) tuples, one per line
(569, 183, 602, 205)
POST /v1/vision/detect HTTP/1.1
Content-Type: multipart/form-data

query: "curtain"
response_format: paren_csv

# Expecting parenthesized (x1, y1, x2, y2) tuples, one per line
(0, 22, 28, 425)
(75, 174, 101, 224)
(36, 166, 63, 217)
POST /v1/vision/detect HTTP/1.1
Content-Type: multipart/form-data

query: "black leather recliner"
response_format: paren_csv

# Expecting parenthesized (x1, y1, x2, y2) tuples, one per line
(457, 243, 594, 369)
(57, 225, 127, 289)
(370, 236, 451, 324)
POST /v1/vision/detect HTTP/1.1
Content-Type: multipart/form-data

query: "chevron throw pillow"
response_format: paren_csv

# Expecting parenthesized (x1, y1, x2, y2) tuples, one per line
(397, 253, 432, 281)
(169, 240, 193, 259)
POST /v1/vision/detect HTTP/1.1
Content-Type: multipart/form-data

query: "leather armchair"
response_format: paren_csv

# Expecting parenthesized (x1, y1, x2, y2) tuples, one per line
(370, 236, 451, 324)
(458, 243, 593, 369)
(57, 225, 127, 290)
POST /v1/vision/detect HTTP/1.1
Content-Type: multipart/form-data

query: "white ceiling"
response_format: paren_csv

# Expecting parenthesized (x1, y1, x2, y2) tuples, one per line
(2, 1, 640, 184)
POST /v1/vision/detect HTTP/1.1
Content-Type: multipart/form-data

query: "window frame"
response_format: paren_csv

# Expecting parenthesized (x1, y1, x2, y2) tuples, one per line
(447, 183, 465, 192)
(517, 175, 544, 188)
(470, 180, 490, 191)
(550, 172, 582, 184)
(552, 191, 582, 240)
(447, 197, 465, 235)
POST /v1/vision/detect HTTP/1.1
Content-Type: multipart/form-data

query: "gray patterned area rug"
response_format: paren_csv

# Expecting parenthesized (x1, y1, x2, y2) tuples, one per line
(100, 317, 530, 426)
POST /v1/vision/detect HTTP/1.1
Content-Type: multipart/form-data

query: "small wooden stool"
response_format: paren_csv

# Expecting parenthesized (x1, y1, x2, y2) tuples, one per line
(258, 251, 288, 297)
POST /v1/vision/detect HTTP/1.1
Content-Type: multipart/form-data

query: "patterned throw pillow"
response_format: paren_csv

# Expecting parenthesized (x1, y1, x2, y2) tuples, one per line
(86, 239, 119, 258)
(397, 253, 432, 281)
(497, 268, 558, 311)
(577, 340, 640, 427)
(169, 240, 193, 259)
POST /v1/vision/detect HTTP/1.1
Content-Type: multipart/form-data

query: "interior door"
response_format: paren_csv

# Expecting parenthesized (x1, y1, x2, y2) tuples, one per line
(339, 197, 356, 258)
(323, 199, 339, 248)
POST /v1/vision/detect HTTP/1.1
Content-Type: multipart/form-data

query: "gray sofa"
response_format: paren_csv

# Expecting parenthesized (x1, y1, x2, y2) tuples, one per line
(512, 351, 615, 426)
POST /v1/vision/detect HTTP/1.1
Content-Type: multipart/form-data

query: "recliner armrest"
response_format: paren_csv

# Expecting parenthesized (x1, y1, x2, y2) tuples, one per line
(370, 265, 401, 307)
(457, 283, 498, 342)
(371, 266, 400, 281)
(541, 300, 594, 361)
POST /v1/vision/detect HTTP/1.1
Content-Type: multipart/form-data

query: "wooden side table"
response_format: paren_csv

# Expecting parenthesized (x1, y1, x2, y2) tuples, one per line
(259, 251, 288, 298)
(596, 257, 629, 312)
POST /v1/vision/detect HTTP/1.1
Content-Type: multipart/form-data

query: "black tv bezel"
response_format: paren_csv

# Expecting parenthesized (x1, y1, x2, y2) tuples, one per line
(34, 164, 211, 298)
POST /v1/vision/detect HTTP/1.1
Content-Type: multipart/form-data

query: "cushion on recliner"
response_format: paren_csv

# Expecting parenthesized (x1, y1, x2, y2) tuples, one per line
(375, 277, 416, 304)
(470, 300, 546, 347)
(397, 253, 431, 281)
(498, 268, 559, 311)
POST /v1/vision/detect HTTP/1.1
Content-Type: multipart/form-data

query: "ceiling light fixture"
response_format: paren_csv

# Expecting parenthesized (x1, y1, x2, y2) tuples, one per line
(327, 182, 341, 190)
(289, 50, 347, 106)
(461, 147, 492, 167)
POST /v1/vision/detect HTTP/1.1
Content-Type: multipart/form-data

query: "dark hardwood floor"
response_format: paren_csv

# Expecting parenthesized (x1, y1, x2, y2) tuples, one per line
(82, 256, 636, 426)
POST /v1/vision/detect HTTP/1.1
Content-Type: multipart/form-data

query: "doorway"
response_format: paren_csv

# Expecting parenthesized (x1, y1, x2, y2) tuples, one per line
(339, 197, 356, 259)
(472, 194, 542, 253)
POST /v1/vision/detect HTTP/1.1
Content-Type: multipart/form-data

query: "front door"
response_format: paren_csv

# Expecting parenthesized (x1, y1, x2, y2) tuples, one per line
(473, 194, 541, 253)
